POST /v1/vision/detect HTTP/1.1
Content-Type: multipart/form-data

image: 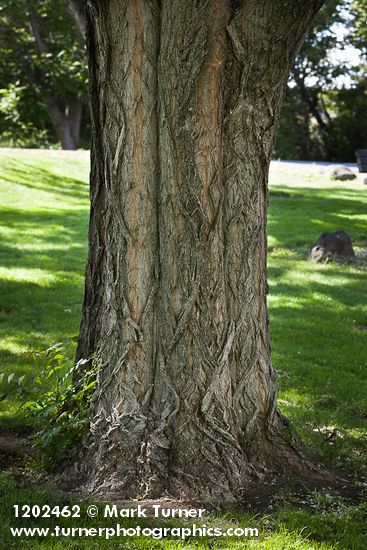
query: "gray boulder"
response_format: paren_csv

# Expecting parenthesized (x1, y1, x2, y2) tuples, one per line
(330, 165, 356, 181)
(309, 231, 355, 263)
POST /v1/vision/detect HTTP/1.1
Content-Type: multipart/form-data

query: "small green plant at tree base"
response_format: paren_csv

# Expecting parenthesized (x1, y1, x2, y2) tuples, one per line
(0, 339, 97, 469)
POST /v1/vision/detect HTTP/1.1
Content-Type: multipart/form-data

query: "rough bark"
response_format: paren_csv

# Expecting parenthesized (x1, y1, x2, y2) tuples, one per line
(77, 0, 324, 500)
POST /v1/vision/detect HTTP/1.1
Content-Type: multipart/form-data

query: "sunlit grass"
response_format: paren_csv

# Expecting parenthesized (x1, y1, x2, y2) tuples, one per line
(0, 151, 89, 428)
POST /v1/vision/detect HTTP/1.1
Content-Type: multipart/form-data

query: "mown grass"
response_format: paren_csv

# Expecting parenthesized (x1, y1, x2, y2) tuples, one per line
(0, 150, 366, 549)
(0, 150, 89, 427)
(267, 163, 367, 476)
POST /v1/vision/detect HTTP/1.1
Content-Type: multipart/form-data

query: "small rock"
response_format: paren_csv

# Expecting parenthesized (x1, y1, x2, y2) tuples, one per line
(309, 231, 355, 263)
(330, 165, 356, 181)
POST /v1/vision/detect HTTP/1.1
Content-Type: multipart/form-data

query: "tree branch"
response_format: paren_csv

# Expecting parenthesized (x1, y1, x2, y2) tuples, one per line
(65, 0, 87, 39)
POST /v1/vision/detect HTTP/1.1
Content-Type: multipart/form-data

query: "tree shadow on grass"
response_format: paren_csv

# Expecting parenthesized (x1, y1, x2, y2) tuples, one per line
(0, 207, 87, 418)
(0, 277, 82, 425)
(269, 261, 367, 308)
(0, 208, 88, 273)
(268, 184, 367, 457)
(0, 158, 89, 202)
(269, 185, 367, 248)
(0, 277, 83, 348)
(268, 258, 367, 475)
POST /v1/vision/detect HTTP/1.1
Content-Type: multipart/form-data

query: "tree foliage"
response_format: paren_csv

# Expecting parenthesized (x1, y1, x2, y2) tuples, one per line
(275, 0, 367, 161)
(349, 0, 367, 57)
(0, 0, 87, 149)
(0, 1, 365, 158)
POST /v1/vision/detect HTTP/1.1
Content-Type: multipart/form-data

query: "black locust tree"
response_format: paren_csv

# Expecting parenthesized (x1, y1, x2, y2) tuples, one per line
(76, 0, 324, 500)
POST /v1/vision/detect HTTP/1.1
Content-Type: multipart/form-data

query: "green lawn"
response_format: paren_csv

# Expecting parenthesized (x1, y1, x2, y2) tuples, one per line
(0, 150, 89, 425)
(0, 150, 366, 549)
(268, 163, 367, 475)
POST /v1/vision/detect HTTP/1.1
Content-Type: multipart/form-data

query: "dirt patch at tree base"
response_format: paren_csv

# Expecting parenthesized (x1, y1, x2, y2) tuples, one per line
(234, 472, 366, 513)
(57, 470, 365, 516)
(0, 433, 36, 470)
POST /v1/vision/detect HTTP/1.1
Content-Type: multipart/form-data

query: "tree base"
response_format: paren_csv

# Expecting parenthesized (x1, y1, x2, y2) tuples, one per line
(65, 411, 332, 502)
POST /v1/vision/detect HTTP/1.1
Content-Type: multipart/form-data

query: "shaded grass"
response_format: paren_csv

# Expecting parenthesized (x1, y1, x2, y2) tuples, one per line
(0, 151, 366, 548)
(270, 257, 367, 473)
(268, 186, 367, 249)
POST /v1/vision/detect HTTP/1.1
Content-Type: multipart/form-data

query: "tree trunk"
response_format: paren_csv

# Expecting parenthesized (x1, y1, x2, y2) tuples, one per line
(43, 97, 82, 150)
(292, 68, 331, 159)
(77, 0, 324, 500)
(68, 103, 82, 148)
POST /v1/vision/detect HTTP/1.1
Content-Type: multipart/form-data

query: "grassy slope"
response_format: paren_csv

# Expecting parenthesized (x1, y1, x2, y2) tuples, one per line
(0, 150, 89, 424)
(0, 151, 366, 549)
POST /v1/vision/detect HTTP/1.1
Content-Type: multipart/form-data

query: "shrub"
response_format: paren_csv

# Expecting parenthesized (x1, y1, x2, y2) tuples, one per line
(0, 339, 97, 469)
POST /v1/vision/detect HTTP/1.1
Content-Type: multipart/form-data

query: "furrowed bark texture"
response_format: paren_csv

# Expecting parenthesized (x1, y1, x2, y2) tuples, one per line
(77, 0, 324, 500)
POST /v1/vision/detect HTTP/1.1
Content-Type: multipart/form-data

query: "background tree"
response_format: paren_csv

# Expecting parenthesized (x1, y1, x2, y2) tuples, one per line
(1, 1, 363, 159)
(275, 0, 367, 161)
(0, 0, 87, 149)
(75, 0, 325, 500)
(349, 0, 367, 57)
(65, 0, 87, 38)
